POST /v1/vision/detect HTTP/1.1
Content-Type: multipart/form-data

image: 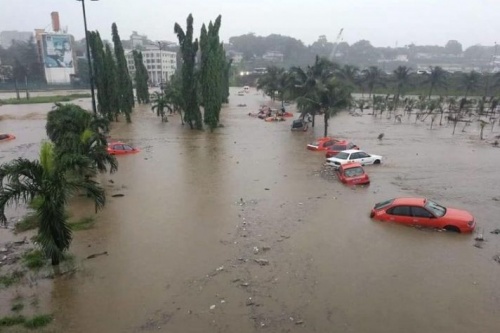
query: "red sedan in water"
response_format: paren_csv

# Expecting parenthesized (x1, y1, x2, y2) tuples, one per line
(306, 137, 338, 151)
(325, 140, 359, 158)
(336, 162, 370, 185)
(107, 142, 140, 155)
(370, 197, 475, 233)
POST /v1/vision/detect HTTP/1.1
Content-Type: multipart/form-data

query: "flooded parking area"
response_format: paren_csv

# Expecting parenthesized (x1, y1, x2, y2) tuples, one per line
(1, 88, 499, 332)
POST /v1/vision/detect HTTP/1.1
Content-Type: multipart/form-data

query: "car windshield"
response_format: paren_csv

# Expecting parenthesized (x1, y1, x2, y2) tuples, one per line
(310, 141, 320, 146)
(374, 199, 394, 210)
(332, 145, 347, 151)
(425, 200, 447, 217)
(344, 167, 364, 177)
(335, 152, 349, 160)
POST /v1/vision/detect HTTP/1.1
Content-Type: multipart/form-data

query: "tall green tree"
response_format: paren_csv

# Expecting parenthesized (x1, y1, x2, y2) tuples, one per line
(104, 43, 120, 121)
(0, 142, 106, 265)
(200, 16, 223, 131)
(112, 23, 135, 123)
(423, 66, 447, 99)
(175, 14, 202, 130)
(132, 50, 149, 104)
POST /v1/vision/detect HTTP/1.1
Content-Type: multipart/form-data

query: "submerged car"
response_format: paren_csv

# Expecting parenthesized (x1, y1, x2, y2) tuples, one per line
(326, 149, 382, 168)
(336, 162, 370, 185)
(325, 140, 359, 158)
(0, 133, 15, 142)
(307, 137, 338, 151)
(107, 142, 140, 155)
(291, 118, 309, 131)
(370, 197, 475, 233)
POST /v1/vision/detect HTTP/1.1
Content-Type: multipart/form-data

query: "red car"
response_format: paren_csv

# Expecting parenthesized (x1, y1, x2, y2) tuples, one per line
(336, 162, 370, 185)
(370, 197, 475, 233)
(0, 133, 16, 142)
(325, 140, 359, 158)
(107, 142, 140, 155)
(307, 137, 338, 151)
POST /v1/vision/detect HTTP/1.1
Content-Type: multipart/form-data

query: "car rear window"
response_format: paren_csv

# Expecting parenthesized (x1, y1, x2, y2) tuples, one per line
(332, 145, 347, 150)
(336, 152, 349, 159)
(374, 199, 394, 210)
(344, 167, 364, 177)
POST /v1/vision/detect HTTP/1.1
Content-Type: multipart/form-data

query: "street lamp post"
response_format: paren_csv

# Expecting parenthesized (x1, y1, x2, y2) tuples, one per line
(77, 0, 98, 115)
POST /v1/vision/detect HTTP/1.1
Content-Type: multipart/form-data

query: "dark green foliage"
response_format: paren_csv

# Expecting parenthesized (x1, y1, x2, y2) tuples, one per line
(133, 51, 149, 104)
(0, 141, 106, 265)
(11, 303, 24, 312)
(14, 212, 38, 232)
(200, 16, 223, 130)
(175, 14, 202, 129)
(0, 315, 26, 326)
(23, 314, 53, 329)
(22, 249, 46, 269)
(0, 270, 25, 287)
(104, 43, 120, 121)
(112, 23, 135, 123)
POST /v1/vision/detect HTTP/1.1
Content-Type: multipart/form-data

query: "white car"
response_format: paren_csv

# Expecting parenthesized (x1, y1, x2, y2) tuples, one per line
(326, 149, 382, 168)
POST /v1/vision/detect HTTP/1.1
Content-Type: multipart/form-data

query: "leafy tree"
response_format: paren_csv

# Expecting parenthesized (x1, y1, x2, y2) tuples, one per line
(444, 40, 463, 55)
(338, 65, 360, 90)
(423, 66, 447, 99)
(132, 50, 149, 104)
(0, 142, 106, 265)
(175, 14, 202, 130)
(112, 23, 135, 123)
(104, 44, 120, 121)
(151, 92, 170, 122)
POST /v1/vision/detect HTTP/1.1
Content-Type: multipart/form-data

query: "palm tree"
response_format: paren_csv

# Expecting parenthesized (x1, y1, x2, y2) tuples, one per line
(0, 142, 105, 265)
(46, 104, 117, 176)
(392, 66, 411, 108)
(338, 65, 360, 89)
(423, 66, 447, 99)
(151, 92, 169, 122)
(297, 77, 352, 137)
(460, 71, 481, 98)
(256, 66, 283, 101)
(362, 66, 384, 98)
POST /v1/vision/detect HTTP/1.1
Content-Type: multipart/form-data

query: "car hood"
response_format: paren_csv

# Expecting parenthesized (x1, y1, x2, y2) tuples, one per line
(443, 208, 474, 222)
(327, 157, 346, 163)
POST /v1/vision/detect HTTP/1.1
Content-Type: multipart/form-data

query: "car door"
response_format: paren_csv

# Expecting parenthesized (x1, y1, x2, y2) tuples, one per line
(349, 152, 361, 163)
(356, 151, 371, 164)
(113, 144, 125, 155)
(409, 206, 436, 228)
(385, 205, 413, 225)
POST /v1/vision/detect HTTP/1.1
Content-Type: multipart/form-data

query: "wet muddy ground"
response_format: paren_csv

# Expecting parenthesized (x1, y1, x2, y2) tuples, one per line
(0, 88, 500, 332)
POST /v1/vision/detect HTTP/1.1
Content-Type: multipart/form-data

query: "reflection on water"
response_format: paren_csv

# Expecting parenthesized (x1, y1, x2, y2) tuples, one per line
(0, 89, 499, 332)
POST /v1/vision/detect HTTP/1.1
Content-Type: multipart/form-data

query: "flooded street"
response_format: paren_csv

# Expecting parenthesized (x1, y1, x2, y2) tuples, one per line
(1, 88, 500, 332)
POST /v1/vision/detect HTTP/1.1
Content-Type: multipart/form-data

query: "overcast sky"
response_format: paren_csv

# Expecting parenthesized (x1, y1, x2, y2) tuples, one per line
(1, 0, 499, 48)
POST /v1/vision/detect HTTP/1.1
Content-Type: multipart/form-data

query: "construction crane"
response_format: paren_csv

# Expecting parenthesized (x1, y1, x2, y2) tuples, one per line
(329, 28, 344, 61)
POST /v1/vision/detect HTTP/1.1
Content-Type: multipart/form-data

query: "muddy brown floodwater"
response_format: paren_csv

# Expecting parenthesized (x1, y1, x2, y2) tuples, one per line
(1, 88, 500, 333)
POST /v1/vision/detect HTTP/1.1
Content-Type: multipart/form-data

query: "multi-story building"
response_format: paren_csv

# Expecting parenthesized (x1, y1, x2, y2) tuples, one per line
(126, 45, 177, 85)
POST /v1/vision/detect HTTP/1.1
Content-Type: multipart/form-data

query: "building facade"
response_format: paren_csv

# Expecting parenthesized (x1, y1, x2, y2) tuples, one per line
(126, 46, 177, 85)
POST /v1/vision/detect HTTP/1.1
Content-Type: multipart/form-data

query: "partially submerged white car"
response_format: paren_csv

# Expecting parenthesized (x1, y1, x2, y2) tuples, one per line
(326, 149, 382, 169)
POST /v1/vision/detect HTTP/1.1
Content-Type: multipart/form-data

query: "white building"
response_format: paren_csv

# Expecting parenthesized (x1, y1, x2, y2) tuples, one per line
(126, 45, 177, 85)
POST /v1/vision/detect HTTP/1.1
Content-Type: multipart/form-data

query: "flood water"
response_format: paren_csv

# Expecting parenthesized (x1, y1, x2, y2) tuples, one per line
(1, 88, 500, 332)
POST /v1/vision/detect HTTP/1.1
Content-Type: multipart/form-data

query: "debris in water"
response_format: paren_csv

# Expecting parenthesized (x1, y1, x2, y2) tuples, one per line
(295, 320, 304, 325)
(209, 305, 216, 310)
(475, 234, 484, 242)
(473, 243, 483, 249)
(253, 247, 259, 254)
(264, 188, 270, 190)
(108, 179, 114, 183)
(240, 282, 249, 287)
(490, 229, 500, 235)
(86, 251, 108, 259)
(254, 259, 269, 266)
(262, 246, 271, 251)
(215, 266, 224, 272)
(246, 298, 255, 306)
(112, 194, 125, 197)
(493, 254, 500, 264)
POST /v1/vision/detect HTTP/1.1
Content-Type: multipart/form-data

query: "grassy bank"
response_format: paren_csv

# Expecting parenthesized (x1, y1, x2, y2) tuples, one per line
(0, 93, 91, 105)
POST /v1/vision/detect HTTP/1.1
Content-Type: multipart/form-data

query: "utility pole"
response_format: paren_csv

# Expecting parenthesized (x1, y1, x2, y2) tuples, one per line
(77, 0, 98, 115)
(158, 41, 163, 90)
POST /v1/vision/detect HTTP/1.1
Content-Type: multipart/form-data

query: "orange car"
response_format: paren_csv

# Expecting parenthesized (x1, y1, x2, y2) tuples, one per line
(370, 197, 475, 233)
(107, 142, 140, 155)
(306, 137, 338, 151)
(0, 133, 16, 142)
(325, 140, 359, 158)
(336, 162, 370, 185)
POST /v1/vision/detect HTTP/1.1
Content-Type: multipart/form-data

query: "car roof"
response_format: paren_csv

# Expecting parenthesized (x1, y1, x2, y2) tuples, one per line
(342, 149, 362, 154)
(392, 197, 427, 206)
(341, 162, 363, 169)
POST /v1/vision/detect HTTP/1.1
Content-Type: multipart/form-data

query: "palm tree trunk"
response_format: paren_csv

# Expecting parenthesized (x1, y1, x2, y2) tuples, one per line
(323, 113, 328, 137)
(51, 253, 60, 266)
(428, 85, 433, 100)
